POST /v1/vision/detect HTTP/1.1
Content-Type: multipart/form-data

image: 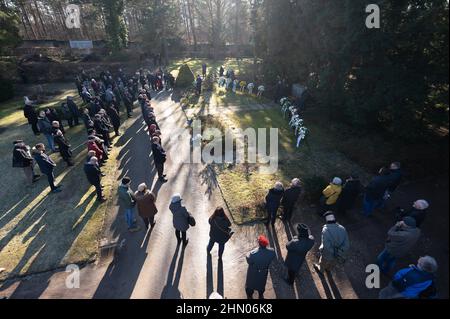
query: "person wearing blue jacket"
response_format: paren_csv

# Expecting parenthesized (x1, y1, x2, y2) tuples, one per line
(32, 143, 62, 193)
(379, 256, 438, 299)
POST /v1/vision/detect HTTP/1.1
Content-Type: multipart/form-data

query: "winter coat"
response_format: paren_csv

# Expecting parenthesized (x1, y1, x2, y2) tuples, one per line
(285, 235, 315, 272)
(385, 225, 421, 258)
(265, 188, 284, 211)
(37, 116, 53, 135)
(12, 145, 33, 168)
(54, 135, 72, 159)
(23, 104, 38, 124)
(152, 143, 167, 164)
(398, 207, 427, 228)
(84, 162, 101, 185)
(337, 180, 362, 210)
(117, 184, 136, 209)
(87, 141, 103, 160)
(134, 191, 158, 219)
(33, 152, 56, 175)
(209, 216, 232, 244)
(169, 201, 190, 232)
(106, 107, 120, 129)
(67, 100, 79, 117)
(82, 113, 94, 130)
(322, 184, 342, 205)
(245, 247, 276, 291)
(387, 169, 403, 193)
(365, 175, 391, 201)
(281, 186, 302, 208)
(94, 118, 109, 135)
(320, 223, 350, 261)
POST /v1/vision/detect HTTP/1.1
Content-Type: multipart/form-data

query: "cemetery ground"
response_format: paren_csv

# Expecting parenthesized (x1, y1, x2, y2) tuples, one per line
(0, 58, 448, 298)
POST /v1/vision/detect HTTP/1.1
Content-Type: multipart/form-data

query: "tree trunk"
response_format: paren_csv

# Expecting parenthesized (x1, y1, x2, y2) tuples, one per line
(187, 0, 197, 51)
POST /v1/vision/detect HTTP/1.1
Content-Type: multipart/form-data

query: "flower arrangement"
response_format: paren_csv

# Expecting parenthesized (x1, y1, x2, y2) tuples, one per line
(280, 96, 308, 147)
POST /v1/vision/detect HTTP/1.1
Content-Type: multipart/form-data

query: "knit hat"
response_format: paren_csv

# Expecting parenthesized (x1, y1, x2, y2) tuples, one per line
(402, 216, 417, 228)
(414, 199, 429, 210)
(332, 177, 342, 185)
(296, 223, 309, 238)
(171, 194, 182, 204)
(258, 235, 269, 247)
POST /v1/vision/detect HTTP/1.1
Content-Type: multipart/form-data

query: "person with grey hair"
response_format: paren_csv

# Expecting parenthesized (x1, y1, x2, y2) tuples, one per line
(379, 256, 438, 299)
(396, 199, 430, 228)
(134, 183, 158, 229)
(264, 182, 285, 227)
(84, 156, 106, 202)
(377, 216, 421, 274)
(169, 194, 191, 246)
(281, 178, 303, 222)
(313, 211, 350, 274)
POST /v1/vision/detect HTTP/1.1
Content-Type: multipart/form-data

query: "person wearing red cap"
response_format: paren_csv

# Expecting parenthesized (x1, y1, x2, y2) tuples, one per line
(245, 235, 276, 299)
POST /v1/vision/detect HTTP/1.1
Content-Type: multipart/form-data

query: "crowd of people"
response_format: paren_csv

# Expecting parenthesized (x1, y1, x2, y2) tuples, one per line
(12, 62, 439, 300)
(216, 65, 265, 97)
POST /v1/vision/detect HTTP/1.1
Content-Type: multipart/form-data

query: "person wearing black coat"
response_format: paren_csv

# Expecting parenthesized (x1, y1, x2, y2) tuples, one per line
(207, 207, 233, 259)
(66, 97, 80, 126)
(12, 140, 40, 184)
(53, 130, 74, 166)
(337, 175, 363, 215)
(151, 136, 167, 182)
(396, 200, 429, 228)
(386, 162, 403, 195)
(106, 105, 121, 136)
(284, 223, 315, 285)
(32, 143, 61, 193)
(265, 182, 285, 226)
(84, 157, 106, 202)
(46, 108, 65, 134)
(82, 108, 94, 131)
(23, 102, 39, 135)
(281, 178, 302, 222)
(363, 167, 391, 216)
(94, 114, 111, 148)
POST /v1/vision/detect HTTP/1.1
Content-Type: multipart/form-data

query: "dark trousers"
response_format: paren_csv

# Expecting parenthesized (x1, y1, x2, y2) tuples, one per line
(287, 269, 296, 285)
(155, 162, 164, 178)
(266, 207, 278, 226)
(207, 239, 225, 257)
(175, 230, 187, 242)
(30, 121, 40, 135)
(46, 172, 56, 190)
(246, 288, 265, 299)
(93, 182, 103, 200)
(283, 205, 295, 221)
(142, 216, 155, 229)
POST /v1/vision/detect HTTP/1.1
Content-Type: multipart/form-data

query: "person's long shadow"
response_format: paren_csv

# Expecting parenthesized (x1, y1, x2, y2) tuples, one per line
(160, 244, 185, 299)
(206, 253, 225, 298)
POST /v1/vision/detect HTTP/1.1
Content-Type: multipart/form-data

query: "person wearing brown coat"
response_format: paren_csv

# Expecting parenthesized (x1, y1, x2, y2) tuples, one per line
(134, 183, 158, 229)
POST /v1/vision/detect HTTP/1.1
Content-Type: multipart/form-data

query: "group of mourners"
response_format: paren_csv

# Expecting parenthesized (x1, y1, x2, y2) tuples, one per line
(216, 65, 265, 97)
(13, 61, 439, 300)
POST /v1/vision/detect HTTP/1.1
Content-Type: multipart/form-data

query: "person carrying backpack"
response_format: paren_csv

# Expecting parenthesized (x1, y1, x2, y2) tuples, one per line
(379, 256, 438, 299)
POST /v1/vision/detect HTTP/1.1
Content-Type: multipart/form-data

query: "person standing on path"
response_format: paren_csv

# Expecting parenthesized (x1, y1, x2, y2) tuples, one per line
(377, 217, 421, 274)
(245, 235, 276, 299)
(313, 212, 350, 274)
(207, 207, 233, 259)
(284, 223, 315, 285)
(169, 194, 191, 246)
(363, 167, 391, 216)
(37, 111, 56, 152)
(53, 129, 74, 167)
(336, 174, 363, 215)
(32, 143, 61, 193)
(66, 96, 80, 126)
(264, 182, 285, 227)
(23, 98, 40, 135)
(320, 177, 342, 214)
(134, 183, 158, 230)
(12, 140, 40, 185)
(151, 136, 168, 183)
(118, 177, 140, 232)
(202, 63, 207, 77)
(84, 156, 106, 202)
(281, 178, 302, 222)
(196, 75, 203, 95)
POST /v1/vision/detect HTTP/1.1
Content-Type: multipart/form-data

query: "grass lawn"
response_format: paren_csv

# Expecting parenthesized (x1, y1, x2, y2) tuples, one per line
(0, 85, 127, 281)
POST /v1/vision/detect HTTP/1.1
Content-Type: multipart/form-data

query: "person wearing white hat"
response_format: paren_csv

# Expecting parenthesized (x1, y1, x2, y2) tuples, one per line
(396, 199, 430, 228)
(313, 211, 350, 274)
(134, 183, 158, 229)
(169, 194, 191, 246)
(319, 177, 343, 214)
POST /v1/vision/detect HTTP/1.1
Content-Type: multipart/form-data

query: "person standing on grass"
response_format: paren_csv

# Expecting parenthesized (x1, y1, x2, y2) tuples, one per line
(202, 63, 207, 77)
(151, 136, 168, 183)
(94, 114, 111, 148)
(23, 98, 40, 135)
(281, 178, 302, 222)
(379, 256, 438, 299)
(377, 216, 421, 274)
(313, 212, 350, 274)
(320, 177, 343, 214)
(207, 207, 233, 259)
(363, 167, 391, 216)
(37, 111, 56, 152)
(196, 74, 203, 95)
(84, 156, 106, 202)
(12, 140, 40, 184)
(82, 108, 94, 132)
(32, 143, 62, 193)
(336, 174, 363, 215)
(66, 96, 80, 126)
(134, 183, 158, 230)
(245, 235, 276, 299)
(264, 182, 285, 227)
(106, 104, 121, 137)
(284, 223, 315, 285)
(169, 194, 191, 246)
(53, 130, 74, 167)
(118, 177, 140, 232)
